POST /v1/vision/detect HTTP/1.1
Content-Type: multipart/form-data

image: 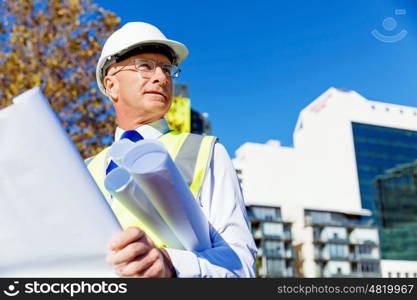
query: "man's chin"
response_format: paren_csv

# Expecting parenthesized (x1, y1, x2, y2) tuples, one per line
(145, 93, 168, 102)
(144, 102, 170, 115)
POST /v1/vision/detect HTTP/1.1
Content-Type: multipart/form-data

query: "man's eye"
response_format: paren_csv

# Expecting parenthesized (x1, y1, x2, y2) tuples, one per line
(162, 66, 172, 74)
(137, 62, 154, 71)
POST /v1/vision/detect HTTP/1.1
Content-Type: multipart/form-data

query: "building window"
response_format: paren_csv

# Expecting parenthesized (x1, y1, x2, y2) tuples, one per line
(251, 207, 281, 221)
(397, 272, 401, 278)
(264, 240, 282, 256)
(305, 210, 332, 225)
(313, 228, 321, 241)
(361, 263, 379, 274)
(283, 226, 292, 240)
(388, 272, 392, 278)
(262, 222, 283, 237)
(266, 258, 284, 275)
(358, 245, 373, 255)
(328, 244, 346, 258)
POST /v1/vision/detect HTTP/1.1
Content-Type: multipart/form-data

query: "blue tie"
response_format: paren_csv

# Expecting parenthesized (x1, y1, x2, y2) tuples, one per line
(106, 130, 143, 175)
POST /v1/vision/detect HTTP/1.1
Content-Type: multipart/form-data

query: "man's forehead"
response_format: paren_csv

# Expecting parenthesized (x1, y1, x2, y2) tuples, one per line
(107, 52, 171, 72)
(128, 52, 171, 63)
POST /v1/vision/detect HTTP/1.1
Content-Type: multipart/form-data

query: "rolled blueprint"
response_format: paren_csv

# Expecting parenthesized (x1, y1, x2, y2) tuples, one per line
(107, 139, 136, 165)
(104, 167, 185, 250)
(119, 140, 211, 251)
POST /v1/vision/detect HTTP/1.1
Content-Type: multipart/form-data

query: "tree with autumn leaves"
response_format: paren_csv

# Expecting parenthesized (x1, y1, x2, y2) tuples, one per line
(0, 0, 120, 158)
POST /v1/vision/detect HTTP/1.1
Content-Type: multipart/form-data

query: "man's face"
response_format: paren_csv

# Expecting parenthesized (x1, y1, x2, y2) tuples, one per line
(104, 52, 173, 123)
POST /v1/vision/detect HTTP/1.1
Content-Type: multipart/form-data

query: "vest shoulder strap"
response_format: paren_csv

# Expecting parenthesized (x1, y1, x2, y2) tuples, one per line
(169, 132, 218, 201)
(86, 147, 110, 200)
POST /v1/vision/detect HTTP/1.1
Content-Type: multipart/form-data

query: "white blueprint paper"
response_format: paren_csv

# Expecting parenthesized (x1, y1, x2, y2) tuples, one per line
(0, 87, 120, 277)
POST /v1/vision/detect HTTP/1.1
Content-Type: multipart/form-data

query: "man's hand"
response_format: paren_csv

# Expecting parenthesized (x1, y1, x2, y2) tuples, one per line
(106, 227, 176, 278)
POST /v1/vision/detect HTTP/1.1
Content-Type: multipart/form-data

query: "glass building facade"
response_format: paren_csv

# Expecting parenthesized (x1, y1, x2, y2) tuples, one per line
(375, 161, 417, 260)
(351, 122, 417, 259)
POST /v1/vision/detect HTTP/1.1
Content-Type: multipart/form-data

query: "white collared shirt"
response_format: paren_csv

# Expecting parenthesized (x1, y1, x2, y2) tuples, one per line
(114, 119, 257, 277)
(115, 118, 171, 141)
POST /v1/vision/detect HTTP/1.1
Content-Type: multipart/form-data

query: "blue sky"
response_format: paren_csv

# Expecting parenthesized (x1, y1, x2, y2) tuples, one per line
(95, 0, 417, 157)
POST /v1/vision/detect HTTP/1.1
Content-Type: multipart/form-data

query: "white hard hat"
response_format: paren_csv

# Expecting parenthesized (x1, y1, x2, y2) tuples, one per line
(96, 22, 189, 95)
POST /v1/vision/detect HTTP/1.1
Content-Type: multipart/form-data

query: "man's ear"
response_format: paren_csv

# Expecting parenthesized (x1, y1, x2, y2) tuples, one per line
(103, 75, 119, 102)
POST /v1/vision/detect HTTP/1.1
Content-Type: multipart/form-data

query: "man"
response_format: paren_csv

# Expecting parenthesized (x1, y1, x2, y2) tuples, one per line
(88, 22, 256, 278)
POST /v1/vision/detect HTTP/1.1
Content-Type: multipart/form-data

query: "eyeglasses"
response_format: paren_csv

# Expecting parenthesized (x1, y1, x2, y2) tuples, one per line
(109, 58, 181, 78)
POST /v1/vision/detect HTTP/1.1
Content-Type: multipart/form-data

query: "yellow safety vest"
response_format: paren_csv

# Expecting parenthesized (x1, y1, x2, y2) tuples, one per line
(86, 131, 217, 248)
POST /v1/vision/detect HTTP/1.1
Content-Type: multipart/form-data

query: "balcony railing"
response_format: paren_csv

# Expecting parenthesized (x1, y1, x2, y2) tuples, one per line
(253, 230, 292, 240)
(305, 217, 374, 228)
(326, 273, 352, 278)
(261, 249, 293, 259)
(318, 270, 351, 278)
(328, 237, 349, 243)
(263, 269, 295, 277)
(263, 250, 283, 257)
(350, 271, 381, 278)
(314, 236, 349, 244)
(329, 253, 349, 260)
(248, 213, 282, 223)
(349, 239, 378, 246)
(317, 271, 381, 278)
(349, 253, 380, 261)
(266, 269, 285, 277)
(315, 253, 349, 260)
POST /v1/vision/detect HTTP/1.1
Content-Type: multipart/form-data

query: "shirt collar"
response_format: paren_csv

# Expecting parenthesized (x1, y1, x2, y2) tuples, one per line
(114, 118, 171, 141)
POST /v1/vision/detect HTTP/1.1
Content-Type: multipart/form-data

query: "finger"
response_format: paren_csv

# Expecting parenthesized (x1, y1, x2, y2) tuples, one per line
(106, 240, 149, 265)
(109, 227, 145, 251)
(117, 249, 161, 277)
(138, 255, 166, 278)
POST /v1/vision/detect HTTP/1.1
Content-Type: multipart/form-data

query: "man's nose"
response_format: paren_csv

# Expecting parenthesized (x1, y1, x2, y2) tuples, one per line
(151, 66, 169, 86)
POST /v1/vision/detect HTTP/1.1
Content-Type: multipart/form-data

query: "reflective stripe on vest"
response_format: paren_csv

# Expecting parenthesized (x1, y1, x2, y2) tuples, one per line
(86, 131, 217, 248)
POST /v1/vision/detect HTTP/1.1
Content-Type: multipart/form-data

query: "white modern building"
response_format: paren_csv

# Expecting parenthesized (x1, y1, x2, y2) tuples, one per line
(246, 205, 295, 277)
(234, 87, 417, 277)
(381, 260, 417, 278)
(297, 209, 380, 277)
